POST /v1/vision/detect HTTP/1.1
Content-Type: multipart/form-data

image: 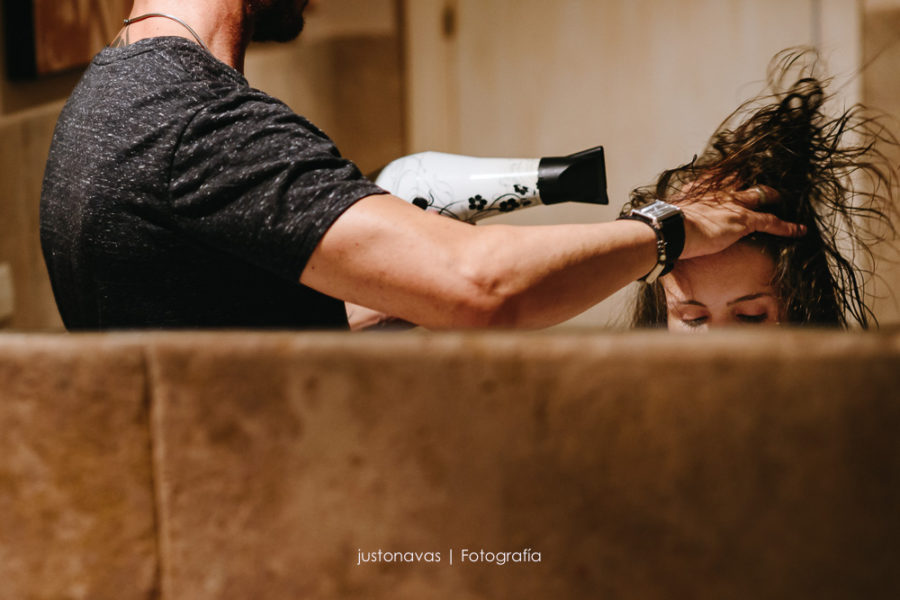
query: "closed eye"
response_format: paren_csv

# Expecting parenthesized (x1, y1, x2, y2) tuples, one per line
(737, 313, 768, 323)
(682, 316, 708, 328)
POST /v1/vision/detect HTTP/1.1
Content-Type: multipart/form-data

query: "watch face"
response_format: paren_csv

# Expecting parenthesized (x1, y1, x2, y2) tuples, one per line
(639, 200, 682, 223)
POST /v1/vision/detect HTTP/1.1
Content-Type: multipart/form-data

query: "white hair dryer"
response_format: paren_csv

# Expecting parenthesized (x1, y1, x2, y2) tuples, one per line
(373, 146, 607, 223)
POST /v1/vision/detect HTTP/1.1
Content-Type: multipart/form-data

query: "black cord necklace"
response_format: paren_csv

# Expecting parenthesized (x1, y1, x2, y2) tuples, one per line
(122, 13, 210, 52)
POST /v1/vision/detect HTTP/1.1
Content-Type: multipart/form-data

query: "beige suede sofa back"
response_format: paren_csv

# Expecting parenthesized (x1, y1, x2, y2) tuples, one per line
(1, 330, 898, 599)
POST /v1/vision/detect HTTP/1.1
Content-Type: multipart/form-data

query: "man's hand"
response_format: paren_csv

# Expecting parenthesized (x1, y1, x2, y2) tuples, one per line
(345, 301, 415, 331)
(676, 185, 806, 259)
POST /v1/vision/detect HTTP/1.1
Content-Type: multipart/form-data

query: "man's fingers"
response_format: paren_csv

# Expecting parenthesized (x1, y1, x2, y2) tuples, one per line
(750, 211, 807, 238)
(733, 184, 780, 208)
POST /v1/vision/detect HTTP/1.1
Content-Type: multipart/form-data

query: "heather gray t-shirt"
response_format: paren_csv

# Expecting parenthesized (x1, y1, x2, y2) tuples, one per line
(41, 37, 384, 330)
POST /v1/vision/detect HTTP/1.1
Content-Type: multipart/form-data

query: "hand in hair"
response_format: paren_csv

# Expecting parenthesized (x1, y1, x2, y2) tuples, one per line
(677, 184, 806, 259)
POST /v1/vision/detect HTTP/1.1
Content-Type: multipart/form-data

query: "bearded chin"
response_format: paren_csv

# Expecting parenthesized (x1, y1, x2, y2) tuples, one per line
(250, 0, 307, 43)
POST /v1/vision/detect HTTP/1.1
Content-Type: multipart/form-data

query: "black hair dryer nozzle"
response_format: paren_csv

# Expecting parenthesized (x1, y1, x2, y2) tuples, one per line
(537, 146, 608, 206)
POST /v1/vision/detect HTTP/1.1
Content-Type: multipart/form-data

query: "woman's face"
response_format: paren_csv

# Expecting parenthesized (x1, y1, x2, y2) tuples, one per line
(661, 242, 783, 331)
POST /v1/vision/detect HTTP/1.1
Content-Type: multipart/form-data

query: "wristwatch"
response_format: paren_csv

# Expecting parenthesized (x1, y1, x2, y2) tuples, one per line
(618, 200, 685, 283)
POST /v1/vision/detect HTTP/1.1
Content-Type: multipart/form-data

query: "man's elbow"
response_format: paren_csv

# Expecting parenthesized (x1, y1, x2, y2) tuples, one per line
(442, 266, 524, 329)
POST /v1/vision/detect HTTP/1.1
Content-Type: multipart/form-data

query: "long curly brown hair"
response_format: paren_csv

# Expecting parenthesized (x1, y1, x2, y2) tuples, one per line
(628, 49, 898, 329)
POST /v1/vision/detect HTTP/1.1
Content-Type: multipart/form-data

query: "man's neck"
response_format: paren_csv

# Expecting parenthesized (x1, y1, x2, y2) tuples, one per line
(122, 0, 249, 71)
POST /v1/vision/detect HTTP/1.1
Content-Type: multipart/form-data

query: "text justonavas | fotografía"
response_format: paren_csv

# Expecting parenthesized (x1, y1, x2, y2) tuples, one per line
(356, 548, 542, 566)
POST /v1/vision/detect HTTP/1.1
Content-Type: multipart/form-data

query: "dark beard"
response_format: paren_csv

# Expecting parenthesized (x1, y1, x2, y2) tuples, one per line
(250, 0, 309, 43)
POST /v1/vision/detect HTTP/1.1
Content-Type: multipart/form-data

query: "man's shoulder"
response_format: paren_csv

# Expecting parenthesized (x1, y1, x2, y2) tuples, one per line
(78, 37, 248, 111)
(94, 37, 246, 82)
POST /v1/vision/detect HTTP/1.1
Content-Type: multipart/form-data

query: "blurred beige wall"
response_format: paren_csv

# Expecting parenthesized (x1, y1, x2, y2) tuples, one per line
(863, 0, 900, 323)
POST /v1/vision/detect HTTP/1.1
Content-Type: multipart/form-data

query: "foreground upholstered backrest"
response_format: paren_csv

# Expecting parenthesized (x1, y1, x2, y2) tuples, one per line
(1, 330, 898, 599)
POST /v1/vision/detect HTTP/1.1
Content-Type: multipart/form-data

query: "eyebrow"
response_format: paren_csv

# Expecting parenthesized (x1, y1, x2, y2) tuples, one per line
(674, 299, 706, 307)
(726, 293, 775, 306)
(672, 292, 775, 309)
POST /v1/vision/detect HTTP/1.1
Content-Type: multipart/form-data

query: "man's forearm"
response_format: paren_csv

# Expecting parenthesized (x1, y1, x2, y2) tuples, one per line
(454, 219, 657, 327)
(303, 195, 657, 329)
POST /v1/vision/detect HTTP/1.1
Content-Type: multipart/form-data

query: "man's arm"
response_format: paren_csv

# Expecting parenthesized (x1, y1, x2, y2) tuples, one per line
(303, 188, 802, 329)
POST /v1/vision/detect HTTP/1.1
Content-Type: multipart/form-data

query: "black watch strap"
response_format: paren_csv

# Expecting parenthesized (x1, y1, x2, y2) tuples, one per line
(618, 200, 685, 283)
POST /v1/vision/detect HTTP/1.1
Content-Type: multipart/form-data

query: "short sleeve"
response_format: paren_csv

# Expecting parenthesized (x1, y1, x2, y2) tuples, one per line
(168, 86, 386, 281)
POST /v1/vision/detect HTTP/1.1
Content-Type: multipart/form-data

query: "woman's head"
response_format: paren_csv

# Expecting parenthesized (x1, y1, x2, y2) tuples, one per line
(658, 240, 782, 331)
(629, 49, 897, 330)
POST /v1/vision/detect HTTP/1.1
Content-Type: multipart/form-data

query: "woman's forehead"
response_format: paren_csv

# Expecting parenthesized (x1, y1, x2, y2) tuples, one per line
(663, 243, 777, 304)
